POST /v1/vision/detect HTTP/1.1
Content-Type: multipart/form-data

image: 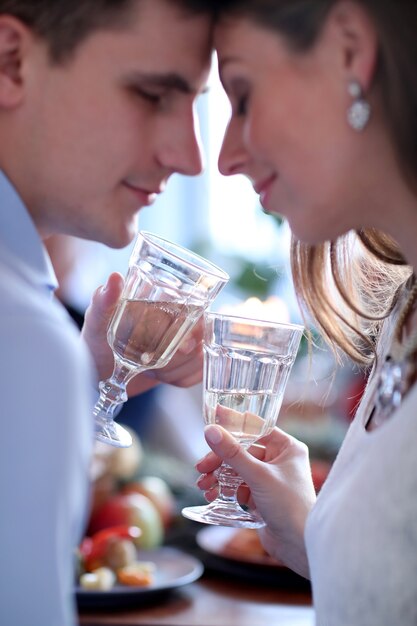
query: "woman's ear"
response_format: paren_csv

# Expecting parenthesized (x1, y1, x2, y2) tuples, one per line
(326, 0, 379, 90)
(0, 15, 31, 108)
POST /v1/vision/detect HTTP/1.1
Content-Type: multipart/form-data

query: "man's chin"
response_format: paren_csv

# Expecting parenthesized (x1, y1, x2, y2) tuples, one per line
(106, 217, 140, 249)
(69, 212, 139, 248)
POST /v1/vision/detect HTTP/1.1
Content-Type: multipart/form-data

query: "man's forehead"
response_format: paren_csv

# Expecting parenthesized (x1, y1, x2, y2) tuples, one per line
(127, 0, 213, 76)
(133, 0, 213, 31)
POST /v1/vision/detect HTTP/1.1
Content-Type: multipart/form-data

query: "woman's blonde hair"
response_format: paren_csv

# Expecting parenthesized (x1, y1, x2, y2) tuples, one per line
(190, 0, 417, 365)
(291, 232, 412, 366)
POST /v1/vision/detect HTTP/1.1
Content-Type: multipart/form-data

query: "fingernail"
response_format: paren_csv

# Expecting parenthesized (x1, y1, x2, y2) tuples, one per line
(101, 276, 111, 294)
(204, 425, 223, 445)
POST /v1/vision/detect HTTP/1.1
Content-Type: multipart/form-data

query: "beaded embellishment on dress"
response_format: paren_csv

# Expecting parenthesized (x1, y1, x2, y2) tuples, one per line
(374, 279, 417, 422)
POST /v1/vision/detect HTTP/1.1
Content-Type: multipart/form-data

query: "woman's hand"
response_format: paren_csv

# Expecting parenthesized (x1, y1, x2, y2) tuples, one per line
(196, 423, 316, 579)
(81, 273, 204, 396)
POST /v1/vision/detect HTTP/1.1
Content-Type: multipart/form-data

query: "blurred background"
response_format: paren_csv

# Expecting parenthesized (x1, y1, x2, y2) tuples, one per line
(48, 59, 366, 510)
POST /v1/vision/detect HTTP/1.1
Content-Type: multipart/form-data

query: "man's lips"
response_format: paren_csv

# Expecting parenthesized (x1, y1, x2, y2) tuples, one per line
(123, 181, 162, 205)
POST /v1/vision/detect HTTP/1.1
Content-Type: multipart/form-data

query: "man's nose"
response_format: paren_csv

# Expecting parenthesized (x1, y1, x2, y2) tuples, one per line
(160, 107, 205, 176)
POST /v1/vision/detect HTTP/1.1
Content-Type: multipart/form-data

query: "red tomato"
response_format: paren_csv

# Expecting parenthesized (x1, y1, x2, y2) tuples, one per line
(87, 492, 164, 549)
(80, 525, 141, 572)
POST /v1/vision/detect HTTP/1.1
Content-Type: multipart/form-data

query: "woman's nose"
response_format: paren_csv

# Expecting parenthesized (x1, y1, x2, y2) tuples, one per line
(218, 119, 247, 177)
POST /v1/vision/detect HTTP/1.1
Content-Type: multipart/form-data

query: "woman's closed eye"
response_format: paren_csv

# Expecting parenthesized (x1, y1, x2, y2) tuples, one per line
(223, 77, 250, 117)
(233, 94, 248, 116)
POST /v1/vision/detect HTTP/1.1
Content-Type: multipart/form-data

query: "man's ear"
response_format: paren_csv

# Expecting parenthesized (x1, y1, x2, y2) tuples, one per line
(0, 15, 31, 108)
(325, 0, 379, 90)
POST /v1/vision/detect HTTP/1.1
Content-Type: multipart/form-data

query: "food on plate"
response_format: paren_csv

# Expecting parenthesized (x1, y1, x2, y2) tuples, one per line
(79, 559, 156, 590)
(79, 525, 141, 572)
(225, 529, 269, 558)
(117, 561, 156, 587)
(89, 427, 144, 516)
(223, 529, 283, 565)
(77, 525, 157, 590)
(79, 567, 116, 591)
(88, 492, 164, 549)
(78, 430, 177, 591)
(107, 427, 143, 480)
(89, 472, 116, 517)
(121, 476, 176, 529)
(105, 537, 138, 570)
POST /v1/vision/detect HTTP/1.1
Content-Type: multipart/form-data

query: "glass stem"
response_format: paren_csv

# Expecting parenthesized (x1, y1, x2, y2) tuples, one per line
(93, 361, 138, 419)
(216, 463, 244, 504)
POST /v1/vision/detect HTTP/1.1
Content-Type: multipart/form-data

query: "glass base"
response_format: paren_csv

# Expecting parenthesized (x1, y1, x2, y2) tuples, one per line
(94, 417, 132, 448)
(182, 501, 266, 528)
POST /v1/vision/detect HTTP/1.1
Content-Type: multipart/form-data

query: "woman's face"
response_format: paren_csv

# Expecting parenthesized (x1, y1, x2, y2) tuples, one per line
(215, 15, 375, 244)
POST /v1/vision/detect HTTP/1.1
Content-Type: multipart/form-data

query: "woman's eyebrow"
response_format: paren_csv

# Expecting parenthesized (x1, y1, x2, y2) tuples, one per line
(218, 55, 240, 73)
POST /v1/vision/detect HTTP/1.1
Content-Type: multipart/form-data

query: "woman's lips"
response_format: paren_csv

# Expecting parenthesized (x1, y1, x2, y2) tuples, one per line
(254, 174, 277, 209)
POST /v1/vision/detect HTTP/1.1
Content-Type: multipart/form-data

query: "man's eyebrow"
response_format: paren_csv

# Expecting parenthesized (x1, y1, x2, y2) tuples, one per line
(125, 72, 202, 94)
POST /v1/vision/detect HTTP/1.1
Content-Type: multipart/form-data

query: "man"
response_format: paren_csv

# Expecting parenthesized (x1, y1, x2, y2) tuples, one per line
(0, 1, 213, 624)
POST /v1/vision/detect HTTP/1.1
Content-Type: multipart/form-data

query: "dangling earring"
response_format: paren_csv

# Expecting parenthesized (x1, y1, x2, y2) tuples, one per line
(347, 79, 371, 132)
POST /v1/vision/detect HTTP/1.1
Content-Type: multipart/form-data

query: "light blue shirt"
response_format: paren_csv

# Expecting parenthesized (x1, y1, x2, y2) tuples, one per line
(0, 170, 94, 626)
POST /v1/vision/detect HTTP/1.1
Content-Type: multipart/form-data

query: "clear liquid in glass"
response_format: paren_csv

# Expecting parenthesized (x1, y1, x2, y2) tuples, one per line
(204, 346, 292, 442)
(205, 387, 287, 447)
(108, 298, 202, 370)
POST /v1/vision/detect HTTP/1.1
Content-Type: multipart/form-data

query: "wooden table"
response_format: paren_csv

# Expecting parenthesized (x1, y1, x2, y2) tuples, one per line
(78, 563, 314, 626)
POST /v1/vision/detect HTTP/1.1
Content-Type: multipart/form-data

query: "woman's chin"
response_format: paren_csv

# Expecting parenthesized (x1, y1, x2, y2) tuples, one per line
(288, 218, 349, 246)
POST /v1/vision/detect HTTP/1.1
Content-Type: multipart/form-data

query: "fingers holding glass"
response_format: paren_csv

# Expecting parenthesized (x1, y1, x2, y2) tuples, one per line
(92, 231, 228, 448)
(182, 312, 303, 527)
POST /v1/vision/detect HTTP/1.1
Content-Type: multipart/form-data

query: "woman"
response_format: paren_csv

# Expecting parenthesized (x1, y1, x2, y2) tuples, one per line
(194, 2, 417, 624)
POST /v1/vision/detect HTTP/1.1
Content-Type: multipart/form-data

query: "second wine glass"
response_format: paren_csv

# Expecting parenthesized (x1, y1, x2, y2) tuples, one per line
(93, 231, 229, 448)
(182, 312, 303, 528)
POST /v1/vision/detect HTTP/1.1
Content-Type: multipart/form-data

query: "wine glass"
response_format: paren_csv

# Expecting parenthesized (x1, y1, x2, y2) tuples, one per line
(182, 312, 303, 528)
(93, 231, 229, 448)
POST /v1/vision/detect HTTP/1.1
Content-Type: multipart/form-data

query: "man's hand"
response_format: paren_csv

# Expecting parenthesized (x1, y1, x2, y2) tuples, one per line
(82, 273, 204, 397)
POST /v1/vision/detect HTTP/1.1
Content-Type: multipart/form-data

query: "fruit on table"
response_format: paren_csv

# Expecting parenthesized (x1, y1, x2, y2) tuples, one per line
(107, 426, 143, 480)
(121, 476, 175, 529)
(105, 537, 137, 570)
(117, 561, 156, 587)
(78, 525, 158, 591)
(79, 566, 116, 590)
(80, 525, 141, 572)
(89, 472, 117, 518)
(88, 492, 164, 549)
(89, 428, 143, 515)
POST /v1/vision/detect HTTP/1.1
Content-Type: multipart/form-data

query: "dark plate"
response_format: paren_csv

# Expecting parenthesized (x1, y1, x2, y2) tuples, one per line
(197, 526, 283, 567)
(196, 526, 310, 590)
(76, 547, 204, 610)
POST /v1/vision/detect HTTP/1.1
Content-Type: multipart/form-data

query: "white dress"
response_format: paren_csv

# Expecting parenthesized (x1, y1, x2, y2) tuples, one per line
(305, 290, 417, 626)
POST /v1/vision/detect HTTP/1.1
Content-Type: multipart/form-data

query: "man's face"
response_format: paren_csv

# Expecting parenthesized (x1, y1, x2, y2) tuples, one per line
(12, 0, 212, 247)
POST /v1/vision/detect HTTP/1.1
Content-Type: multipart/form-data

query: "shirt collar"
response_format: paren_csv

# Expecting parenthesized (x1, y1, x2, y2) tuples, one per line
(0, 169, 58, 293)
